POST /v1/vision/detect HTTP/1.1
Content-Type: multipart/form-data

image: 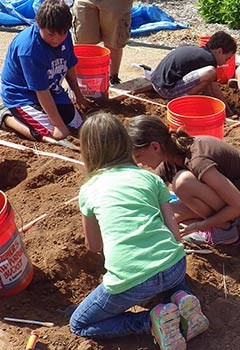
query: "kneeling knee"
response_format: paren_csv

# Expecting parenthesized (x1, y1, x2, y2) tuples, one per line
(172, 170, 195, 195)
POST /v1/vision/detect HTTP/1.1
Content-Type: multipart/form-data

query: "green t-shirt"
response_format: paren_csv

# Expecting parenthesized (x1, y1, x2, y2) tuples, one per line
(79, 165, 185, 294)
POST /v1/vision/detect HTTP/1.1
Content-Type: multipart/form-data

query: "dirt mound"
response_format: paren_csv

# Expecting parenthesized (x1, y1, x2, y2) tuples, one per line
(0, 86, 240, 350)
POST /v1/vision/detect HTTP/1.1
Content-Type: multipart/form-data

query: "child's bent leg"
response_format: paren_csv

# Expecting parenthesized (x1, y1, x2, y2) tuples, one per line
(70, 258, 187, 339)
(170, 199, 201, 223)
(70, 283, 150, 338)
(9, 105, 54, 141)
(172, 170, 225, 219)
(187, 66, 216, 95)
(0, 104, 36, 140)
(5, 115, 36, 141)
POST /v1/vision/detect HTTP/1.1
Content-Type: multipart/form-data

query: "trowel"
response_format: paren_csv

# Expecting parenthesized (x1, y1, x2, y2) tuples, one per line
(43, 136, 80, 151)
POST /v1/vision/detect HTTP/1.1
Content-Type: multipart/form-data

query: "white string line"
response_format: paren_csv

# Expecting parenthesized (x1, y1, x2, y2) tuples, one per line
(110, 87, 239, 124)
(0, 139, 84, 166)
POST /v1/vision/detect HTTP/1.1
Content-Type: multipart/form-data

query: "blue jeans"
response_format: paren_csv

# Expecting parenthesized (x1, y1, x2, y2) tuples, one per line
(70, 257, 190, 338)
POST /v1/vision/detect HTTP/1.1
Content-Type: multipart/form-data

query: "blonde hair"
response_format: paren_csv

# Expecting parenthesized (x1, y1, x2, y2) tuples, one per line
(80, 112, 134, 173)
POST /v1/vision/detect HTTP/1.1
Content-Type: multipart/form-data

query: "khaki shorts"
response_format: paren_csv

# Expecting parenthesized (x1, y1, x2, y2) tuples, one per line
(72, 0, 133, 48)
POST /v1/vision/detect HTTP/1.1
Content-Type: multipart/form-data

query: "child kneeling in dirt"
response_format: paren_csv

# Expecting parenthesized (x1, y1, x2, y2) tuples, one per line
(127, 114, 240, 246)
(150, 31, 236, 117)
(0, 0, 89, 142)
(69, 112, 208, 349)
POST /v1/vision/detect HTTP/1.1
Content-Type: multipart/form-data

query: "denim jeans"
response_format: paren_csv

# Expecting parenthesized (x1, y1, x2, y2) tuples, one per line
(70, 257, 190, 338)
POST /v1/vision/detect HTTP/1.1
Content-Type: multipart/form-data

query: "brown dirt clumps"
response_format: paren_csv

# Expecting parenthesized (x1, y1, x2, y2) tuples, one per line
(1, 84, 240, 350)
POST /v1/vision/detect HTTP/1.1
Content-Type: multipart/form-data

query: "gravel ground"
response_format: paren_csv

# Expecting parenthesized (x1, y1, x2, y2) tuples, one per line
(133, 0, 240, 50)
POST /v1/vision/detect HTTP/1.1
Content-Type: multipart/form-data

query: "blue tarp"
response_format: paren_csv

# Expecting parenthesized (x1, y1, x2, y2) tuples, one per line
(131, 4, 189, 36)
(0, 1, 188, 35)
(0, 0, 43, 26)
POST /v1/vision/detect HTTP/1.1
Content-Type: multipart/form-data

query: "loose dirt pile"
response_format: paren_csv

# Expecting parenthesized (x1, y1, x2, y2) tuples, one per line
(0, 85, 240, 350)
(1, 1, 240, 348)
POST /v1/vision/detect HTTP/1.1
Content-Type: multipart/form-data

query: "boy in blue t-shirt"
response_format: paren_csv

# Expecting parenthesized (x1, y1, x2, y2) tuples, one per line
(0, 0, 89, 141)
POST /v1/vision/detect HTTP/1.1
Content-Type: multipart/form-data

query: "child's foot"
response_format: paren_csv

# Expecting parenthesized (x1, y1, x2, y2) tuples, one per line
(182, 223, 239, 245)
(150, 303, 186, 350)
(109, 75, 121, 86)
(171, 291, 209, 341)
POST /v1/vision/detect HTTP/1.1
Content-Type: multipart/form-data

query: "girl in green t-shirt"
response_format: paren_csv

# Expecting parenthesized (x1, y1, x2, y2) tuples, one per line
(69, 112, 208, 350)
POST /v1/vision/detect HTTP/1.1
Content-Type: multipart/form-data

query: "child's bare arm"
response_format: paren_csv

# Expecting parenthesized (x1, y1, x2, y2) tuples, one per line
(160, 202, 181, 241)
(65, 67, 90, 109)
(81, 214, 103, 252)
(36, 90, 69, 139)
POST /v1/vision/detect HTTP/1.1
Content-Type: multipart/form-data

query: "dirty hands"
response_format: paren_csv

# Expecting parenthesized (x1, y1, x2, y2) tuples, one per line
(75, 94, 93, 111)
(52, 123, 70, 140)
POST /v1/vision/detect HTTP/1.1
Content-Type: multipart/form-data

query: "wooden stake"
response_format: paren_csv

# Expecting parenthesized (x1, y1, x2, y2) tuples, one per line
(222, 263, 228, 299)
(25, 330, 41, 350)
(4, 317, 54, 327)
(19, 214, 47, 233)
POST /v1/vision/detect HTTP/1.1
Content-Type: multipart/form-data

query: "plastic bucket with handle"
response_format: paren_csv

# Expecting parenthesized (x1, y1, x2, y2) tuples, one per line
(74, 44, 110, 102)
(0, 191, 33, 298)
(167, 95, 226, 139)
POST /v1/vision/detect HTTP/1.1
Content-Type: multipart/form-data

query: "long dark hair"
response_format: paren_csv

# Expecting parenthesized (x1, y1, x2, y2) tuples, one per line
(126, 115, 194, 157)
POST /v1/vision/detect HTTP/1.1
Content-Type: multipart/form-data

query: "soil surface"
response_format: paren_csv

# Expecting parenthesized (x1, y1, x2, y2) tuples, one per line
(1, 1, 240, 349)
(1, 85, 240, 350)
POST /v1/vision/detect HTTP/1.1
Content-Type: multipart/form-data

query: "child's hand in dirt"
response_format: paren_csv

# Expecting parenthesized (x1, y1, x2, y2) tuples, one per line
(53, 124, 70, 140)
(76, 95, 94, 111)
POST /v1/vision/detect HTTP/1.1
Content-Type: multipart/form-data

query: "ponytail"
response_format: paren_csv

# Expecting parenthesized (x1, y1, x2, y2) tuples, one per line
(168, 128, 194, 154)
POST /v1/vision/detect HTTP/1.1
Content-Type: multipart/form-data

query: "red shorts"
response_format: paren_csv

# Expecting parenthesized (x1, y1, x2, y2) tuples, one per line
(9, 104, 82, 141)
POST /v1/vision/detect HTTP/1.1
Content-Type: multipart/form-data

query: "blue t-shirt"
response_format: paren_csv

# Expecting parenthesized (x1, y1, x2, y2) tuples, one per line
(1, 24, 78, 107)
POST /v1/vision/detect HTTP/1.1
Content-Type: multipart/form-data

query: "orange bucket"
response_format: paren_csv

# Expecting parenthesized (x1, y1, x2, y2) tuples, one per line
(199, 36, 236, 84)
(0, 191, 33, 298)
(167, 95, 226, 139)
(74, 44, 110, 102)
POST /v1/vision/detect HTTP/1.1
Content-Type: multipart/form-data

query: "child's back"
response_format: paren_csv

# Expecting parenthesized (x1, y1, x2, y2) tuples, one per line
(69, 112, 208, 349)
(80, 164, 185, 293)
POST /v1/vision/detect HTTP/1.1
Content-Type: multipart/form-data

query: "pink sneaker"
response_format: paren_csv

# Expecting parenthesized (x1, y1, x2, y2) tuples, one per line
(171, 291, 209, 341)
(150, 303, 186, 350)
(183, 224, 239, 245)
